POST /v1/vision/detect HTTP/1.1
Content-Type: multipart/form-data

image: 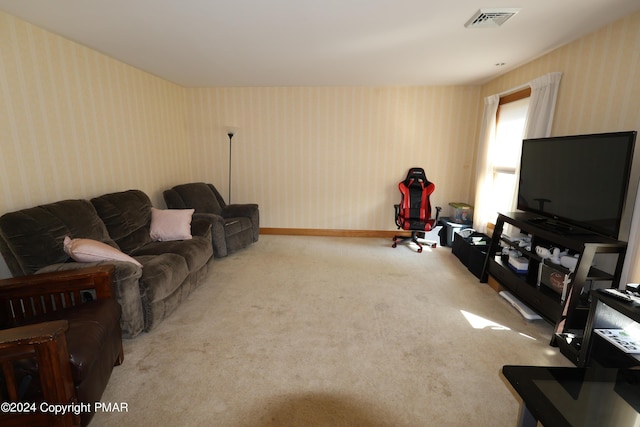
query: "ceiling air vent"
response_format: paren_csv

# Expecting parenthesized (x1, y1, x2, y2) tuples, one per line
(464, 8, 521, 28)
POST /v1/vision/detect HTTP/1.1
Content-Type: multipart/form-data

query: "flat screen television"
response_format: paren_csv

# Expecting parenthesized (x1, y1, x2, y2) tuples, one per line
(517, 131, 637, 240)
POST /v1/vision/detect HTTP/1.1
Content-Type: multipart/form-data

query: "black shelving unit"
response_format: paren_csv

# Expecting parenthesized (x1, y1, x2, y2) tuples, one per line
(582, 291, 640, 368)
(481, 212, 627, 365)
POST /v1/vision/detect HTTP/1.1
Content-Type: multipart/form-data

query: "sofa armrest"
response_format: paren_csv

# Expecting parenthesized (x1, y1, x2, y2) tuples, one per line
(193, 212, 228, 257)
(193, 212, 225, 238)
(34, 262, 144, 339)
(222, 204, 260, 243)
(0, 265, 115, 328)
(221, 203, 259, 219)
(0, 320, 80, 426)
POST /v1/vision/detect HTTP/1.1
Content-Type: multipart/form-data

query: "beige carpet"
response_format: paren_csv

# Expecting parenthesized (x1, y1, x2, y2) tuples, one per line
(93, 235, 571, 426)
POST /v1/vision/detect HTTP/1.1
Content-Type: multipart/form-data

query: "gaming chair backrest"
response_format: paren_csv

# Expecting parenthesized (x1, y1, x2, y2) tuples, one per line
(398, 167, 435, 224)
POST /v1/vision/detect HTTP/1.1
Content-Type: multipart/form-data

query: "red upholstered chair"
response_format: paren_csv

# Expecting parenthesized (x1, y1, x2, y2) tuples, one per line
(392, 167, 441, 253)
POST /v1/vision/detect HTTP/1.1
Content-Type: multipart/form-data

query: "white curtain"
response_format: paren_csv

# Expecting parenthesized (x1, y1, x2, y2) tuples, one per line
(508, 72, 563, 211)
(474, 72, 563, 232)
(472, 95, 500, 234)
(523, 72, 563, 139)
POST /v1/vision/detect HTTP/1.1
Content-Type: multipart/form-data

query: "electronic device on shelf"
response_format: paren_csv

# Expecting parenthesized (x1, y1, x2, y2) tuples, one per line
(517, 131, 637, 240)
(535, 246, 552, 259)
(560, 254, 579, 272)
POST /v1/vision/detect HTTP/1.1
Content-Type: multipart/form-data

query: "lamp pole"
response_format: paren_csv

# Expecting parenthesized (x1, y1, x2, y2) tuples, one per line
(228, 132, 234, 204)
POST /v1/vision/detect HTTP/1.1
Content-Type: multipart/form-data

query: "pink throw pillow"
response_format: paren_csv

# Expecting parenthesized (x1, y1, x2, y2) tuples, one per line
(63, 236, 142, 267)
(149, 208, 194, 241)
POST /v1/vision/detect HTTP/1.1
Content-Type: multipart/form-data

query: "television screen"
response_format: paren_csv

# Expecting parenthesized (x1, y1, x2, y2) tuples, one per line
(517, 131, 637, 239)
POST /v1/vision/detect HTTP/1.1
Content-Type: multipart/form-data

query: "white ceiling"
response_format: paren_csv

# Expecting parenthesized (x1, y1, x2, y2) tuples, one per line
(2, 0, 640, 87)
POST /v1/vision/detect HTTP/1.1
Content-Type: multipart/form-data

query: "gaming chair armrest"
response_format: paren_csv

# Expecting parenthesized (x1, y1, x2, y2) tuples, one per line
(394, 204, 402, 229)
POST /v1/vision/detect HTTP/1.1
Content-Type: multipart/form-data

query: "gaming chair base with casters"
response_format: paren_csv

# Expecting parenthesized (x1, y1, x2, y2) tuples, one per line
(392, 207, 442, 252)
(392, 167, 441, 253)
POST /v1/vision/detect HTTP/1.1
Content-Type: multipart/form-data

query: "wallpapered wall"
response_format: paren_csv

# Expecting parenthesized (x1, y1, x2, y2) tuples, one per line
(0, 12, 191, 213)
(1, 9, 640, 278)
(184, 86, 481, 229)
(0, 10, 481, 231)
(481, 12, 640, 136)
(480, 11, 640, 282)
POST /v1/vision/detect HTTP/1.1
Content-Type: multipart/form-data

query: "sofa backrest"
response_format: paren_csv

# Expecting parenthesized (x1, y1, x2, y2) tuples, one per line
(0, 199, 116, 276)
(91, 190, 153, 254)
(163, 182, 225, 215)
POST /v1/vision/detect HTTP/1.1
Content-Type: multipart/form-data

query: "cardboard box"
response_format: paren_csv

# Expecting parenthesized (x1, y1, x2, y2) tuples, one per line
(488, 275, 505, 292)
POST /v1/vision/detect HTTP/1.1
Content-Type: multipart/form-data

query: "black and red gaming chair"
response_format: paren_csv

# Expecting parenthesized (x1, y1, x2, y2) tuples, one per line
(392, 167, 441, 253)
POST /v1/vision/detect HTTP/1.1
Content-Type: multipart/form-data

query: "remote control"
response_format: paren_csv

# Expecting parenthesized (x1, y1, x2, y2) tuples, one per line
(600, 288, 633, 302)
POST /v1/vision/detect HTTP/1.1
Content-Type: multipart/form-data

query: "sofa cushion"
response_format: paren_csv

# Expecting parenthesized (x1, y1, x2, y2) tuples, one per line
(91, 190, 153, 254)
(0, 199, 116, 276)
(64, 237, 142, 267)
(150, 208, 194, 242)
(136, 253, 190, 305)
(133, 236, 213, 272)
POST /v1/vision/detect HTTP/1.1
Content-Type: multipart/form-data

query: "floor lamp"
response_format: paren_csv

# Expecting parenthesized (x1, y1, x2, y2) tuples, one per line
(227, 132, 234, 204)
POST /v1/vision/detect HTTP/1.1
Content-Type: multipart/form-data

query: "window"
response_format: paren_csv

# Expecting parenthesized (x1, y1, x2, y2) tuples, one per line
(474, 74, 561, 234)
(489, 90, 530, 217)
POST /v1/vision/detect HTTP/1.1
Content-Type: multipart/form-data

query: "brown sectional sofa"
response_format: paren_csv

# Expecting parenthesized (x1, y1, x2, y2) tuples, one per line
(0, 189, 214, 338)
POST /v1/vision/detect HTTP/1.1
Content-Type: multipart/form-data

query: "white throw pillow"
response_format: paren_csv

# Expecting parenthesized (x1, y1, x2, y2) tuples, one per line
(149, 208, 194, 241)
(63, 236, 142, 267)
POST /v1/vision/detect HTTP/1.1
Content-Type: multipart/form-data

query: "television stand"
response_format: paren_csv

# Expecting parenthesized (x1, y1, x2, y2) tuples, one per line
(482, 212, 627, 366)
(526, 217, 585, 236)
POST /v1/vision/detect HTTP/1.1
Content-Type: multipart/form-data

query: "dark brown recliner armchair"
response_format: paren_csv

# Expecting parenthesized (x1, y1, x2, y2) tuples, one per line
(163, 182, 259, 258)
(0, 265, 123, 426)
